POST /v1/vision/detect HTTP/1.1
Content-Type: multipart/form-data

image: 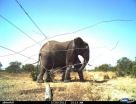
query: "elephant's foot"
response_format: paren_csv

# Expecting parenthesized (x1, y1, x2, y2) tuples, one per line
(61, 79, 64, 82)
(37, 75, 44, 83)
(80, 79, 85, 82)
(37, 79, 44, 83)
(45, 78, 53, 82)
(64, 79, 71, 83)
(61, 76, 65, 82)
(64, 80, 70, 82)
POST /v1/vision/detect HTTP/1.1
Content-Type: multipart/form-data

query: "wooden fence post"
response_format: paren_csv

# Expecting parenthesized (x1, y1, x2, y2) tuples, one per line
(45, 83, 53, 101)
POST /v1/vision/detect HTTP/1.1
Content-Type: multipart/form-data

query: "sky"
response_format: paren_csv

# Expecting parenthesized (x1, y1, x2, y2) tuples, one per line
(0, 0, 136, 69)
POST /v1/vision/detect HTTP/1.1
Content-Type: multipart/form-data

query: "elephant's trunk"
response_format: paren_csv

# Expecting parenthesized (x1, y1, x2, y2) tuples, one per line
(79, 60, 87, 71)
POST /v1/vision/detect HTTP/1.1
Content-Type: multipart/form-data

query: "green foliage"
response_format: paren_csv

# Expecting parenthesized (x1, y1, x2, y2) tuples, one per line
(22, 64, 39, 81)
(5, 61, 22, 73)
(22, 64, 38, 81)
(22, 64, 34, 72)
(132, 65, 136, 77)
(95, 64, 111, 72)
(93, 57, 136, 77)
(94, 67, 99, 71)
(117, 57, 132, 76)
(30, 65, 39, 81)
(110, 66, 117, 72)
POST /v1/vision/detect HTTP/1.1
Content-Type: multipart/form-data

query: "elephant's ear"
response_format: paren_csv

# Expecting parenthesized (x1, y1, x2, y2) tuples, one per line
(66, 40, 76, 65)
(74, 37, 83, 48)
(66, 37, 83, 65)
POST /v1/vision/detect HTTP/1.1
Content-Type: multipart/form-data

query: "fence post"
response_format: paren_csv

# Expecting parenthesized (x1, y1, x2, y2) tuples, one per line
(45, 83, 53, 101)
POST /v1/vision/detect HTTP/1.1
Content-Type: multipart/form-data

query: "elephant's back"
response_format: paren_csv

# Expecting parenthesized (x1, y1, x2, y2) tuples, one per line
(40, 40, 70, 53)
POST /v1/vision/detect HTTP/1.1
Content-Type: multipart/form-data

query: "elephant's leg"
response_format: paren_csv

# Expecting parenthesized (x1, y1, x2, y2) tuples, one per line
(37, 56, 51, 83)
(64, 67, 71, 82)
(37, 66, 45, 83)
(44, 70, 53, 82)
(61, 68, 67, 81)
(61, 71, 65, 81)
(78, 71, 84, 81)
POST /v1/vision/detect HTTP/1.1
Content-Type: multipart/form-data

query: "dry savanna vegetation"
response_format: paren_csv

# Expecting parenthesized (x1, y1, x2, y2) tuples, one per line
(0, 71, 136, 101)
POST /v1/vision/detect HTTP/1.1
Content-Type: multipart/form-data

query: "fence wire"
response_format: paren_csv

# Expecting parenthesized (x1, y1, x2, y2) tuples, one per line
(15, 0, 48, 40)
(0, 0, 135, 101)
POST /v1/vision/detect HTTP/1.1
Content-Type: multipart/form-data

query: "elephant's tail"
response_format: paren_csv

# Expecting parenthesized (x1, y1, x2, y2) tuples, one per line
(36, 53, 41, 76)
(31, 53, 41, 64)
(38, 53, 41, 62)
(38, 53, 41, 69)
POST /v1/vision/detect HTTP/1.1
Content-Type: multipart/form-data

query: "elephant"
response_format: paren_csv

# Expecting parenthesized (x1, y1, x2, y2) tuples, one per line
(37, 37, 89, 83)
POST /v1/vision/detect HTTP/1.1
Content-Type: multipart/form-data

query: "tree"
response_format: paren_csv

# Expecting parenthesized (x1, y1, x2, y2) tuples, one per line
(94, 66, 99, 71)
(132, 65, 136, 77)
(31, 66, 39, 81)
(22, 64, 39, 81)
(99, 64, 110, 72)
(131, 59, 136, 77)
(22, 64, 34, 72)
(5, 61, 22, 73)
(108, 66, 117, 72)
(117, 57, 132, 76)
(0, 62, 2, 70)
(95, 64, 111, 72)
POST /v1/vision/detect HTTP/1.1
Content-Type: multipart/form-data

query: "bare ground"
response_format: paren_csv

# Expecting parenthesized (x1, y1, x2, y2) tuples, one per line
(0, 71, 136, 101)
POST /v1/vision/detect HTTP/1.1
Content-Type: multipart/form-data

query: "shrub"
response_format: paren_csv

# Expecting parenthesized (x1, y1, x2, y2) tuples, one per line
(95, 64, 111, 72)
(5, 61, 22, 73)
(132, 65, 136, 77)
(30, 66, 39, 81)
(22, 64, 34, 72)
(117, 57, 132, 76)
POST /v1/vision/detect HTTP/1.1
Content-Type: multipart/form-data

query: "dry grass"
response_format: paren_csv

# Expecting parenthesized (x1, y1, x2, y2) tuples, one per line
(53, 71, 117, 82)
(0, 71, 135, 101)
(0, 72, 45, 101)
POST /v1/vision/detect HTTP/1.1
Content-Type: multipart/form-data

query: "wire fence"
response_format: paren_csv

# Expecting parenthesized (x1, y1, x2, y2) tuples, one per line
(0, 15, 130, 64)
(15, 0, 48, 40)
(0, 0, 135, 101)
